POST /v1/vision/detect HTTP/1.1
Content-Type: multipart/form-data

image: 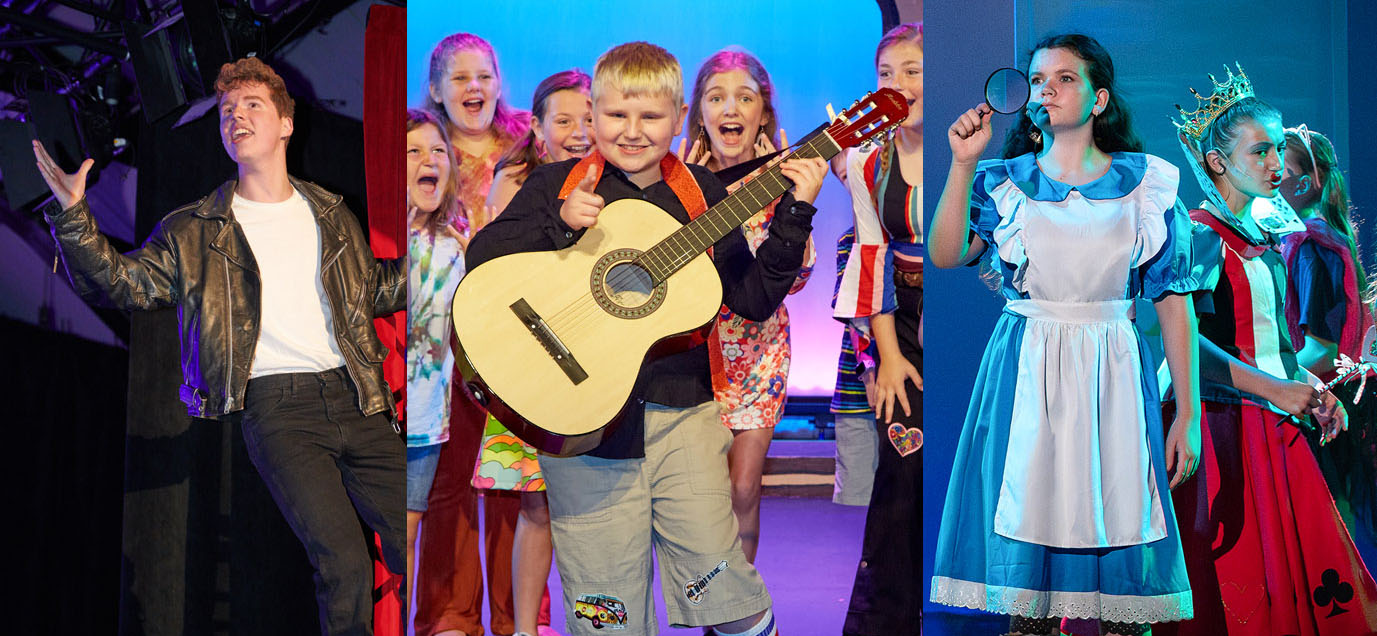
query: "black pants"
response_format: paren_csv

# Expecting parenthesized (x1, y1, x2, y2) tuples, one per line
(238, 367, 405, 636)
(844, 283, 923, 636)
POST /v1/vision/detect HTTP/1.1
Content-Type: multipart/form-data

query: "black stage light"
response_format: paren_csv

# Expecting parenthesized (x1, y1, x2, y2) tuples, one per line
(178, 0, 235, 94)
(0, 119, 48, 210)
(0, 91, 89, 210)
(123, 1, 258, 124)
(123, 19, 190, 123)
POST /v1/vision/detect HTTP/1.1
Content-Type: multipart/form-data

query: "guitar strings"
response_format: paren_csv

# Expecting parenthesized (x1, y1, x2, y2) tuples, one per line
(534, 134, 832, 344)
(536, 96, 896, 339)
(535, 165, 769, 332)
(541, 163, 798, 337)
(544, 132, 831, 336)
(539, 138, 827, 341)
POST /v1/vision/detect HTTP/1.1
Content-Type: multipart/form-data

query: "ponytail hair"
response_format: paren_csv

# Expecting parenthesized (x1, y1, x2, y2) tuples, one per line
(1286, 127, 1366, 289)
(872, 22, 923, 178)
(494, 68, 591, 184)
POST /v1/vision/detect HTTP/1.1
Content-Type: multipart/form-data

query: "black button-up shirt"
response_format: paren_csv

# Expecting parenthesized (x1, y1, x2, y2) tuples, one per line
(466, 157, 815, 458)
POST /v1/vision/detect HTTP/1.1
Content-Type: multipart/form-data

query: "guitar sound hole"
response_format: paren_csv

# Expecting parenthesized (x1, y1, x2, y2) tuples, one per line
(605, 262, 654, 306)
(589, 248, 667, 320)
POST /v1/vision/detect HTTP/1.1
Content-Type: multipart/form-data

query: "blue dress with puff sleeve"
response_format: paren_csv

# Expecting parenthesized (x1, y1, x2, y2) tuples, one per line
(929, 152, 1205, 623)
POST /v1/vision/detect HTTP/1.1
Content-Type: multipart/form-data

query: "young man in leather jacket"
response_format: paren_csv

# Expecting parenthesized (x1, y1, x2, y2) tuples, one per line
(33, 57, 403, 636)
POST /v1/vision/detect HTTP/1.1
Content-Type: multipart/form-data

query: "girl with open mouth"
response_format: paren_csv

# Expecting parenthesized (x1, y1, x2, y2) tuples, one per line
(833, 22, 925, 636)
(681, 47, 816, 573)
(415, 32, 546, 636)
(404, 107, 466, 626)
(1158, 68, 1377, 636)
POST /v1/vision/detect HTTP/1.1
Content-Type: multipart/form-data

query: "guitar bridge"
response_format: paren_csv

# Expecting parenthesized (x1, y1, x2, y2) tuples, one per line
(510, 298, 588, 385)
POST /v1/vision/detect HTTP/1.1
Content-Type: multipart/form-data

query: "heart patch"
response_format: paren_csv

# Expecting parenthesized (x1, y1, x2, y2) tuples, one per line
(887, 423, 922, 457)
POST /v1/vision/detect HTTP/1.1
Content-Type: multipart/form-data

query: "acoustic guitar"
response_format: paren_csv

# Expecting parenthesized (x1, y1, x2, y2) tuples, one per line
(453, 89, 908, 455)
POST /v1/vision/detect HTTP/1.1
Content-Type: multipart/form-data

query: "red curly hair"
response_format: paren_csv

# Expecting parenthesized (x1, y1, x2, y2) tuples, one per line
(214, 56, 295, 119)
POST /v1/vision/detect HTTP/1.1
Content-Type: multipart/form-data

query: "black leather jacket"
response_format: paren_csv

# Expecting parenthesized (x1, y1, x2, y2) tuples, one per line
(46, 177, 406, 418)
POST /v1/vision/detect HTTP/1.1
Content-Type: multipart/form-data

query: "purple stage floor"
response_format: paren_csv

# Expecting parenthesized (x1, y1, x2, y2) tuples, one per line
(413, 494, 868, 635)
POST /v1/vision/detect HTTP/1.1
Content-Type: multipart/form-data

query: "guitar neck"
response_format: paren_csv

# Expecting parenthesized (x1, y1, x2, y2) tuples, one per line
(638, 130, 843, 281)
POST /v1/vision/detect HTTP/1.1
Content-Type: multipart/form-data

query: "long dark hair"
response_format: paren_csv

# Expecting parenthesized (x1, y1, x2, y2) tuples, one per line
(493, 69, 591, 184)
(1000, 33, 1142, 159)
(1285, 127, 1366, 287)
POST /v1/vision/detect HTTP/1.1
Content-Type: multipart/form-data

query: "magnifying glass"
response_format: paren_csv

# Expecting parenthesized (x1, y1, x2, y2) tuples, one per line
(984, 67, 1030, 115)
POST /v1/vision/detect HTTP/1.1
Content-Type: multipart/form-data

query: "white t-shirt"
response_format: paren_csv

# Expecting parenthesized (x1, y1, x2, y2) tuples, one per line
(232, 189, 348, 377)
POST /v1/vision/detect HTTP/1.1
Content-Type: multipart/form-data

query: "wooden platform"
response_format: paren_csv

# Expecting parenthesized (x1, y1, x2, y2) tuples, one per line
(762, 439, 835, 498)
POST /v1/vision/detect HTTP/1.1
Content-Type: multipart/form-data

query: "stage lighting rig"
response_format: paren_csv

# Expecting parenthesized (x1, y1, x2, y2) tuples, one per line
(124, 1, 267, 123)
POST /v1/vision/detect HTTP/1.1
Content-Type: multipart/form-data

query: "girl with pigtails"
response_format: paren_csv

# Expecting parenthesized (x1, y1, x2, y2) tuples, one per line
(831, 22, 924, 636)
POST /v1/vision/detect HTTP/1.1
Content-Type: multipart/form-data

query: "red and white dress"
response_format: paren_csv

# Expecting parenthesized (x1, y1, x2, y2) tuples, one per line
(1159, 209, 1377, 636)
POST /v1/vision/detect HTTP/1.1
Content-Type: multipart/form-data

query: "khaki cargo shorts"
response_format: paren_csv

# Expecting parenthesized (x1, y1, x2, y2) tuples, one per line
(541, 402, 772, 635)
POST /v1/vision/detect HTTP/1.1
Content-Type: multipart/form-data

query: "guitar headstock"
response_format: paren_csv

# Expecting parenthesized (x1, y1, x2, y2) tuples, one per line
(824, 87, 909, 151)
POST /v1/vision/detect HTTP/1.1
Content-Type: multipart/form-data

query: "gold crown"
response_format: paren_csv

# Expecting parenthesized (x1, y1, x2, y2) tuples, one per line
(1174, 63, 1254, 141)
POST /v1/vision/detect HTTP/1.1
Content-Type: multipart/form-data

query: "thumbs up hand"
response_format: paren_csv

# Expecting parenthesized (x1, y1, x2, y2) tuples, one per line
(560, 168, 604, 230)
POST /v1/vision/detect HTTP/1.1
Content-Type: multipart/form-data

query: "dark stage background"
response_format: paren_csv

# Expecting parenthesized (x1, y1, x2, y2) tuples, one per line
(3, 2, 393, 634)
(923, 0, 1377, 630)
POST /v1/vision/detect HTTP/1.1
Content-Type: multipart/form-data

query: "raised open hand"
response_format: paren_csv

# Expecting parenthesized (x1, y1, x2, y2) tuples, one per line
(32, 140, 94, 210)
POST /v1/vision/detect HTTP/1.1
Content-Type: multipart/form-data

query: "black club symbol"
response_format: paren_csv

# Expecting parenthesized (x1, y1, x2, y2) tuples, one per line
(1312, 568, 1354, 617)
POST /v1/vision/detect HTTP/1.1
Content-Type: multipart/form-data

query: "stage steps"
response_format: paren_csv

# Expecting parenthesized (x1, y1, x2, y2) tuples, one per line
(761, 439, 835, 498)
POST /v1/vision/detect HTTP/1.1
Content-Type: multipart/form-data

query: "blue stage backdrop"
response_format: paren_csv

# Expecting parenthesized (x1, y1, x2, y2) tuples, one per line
(407, 0, 887, 396)
(923, 0, 1368, 630)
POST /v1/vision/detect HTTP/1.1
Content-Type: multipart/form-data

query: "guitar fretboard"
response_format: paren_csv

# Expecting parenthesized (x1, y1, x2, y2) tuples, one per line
(636, 131, 842, 282)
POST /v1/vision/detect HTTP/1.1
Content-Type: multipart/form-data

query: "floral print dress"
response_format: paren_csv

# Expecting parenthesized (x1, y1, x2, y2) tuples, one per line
(714, 195, 815, 430)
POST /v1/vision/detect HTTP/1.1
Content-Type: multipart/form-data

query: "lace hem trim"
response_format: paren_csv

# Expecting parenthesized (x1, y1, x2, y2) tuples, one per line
(929, 575, 1194, 623)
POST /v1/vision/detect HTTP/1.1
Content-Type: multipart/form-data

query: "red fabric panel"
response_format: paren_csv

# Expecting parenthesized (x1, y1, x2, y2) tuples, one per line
(1161, 401, 1377, 635)
(855, 243, 881, 317)
(364, 5, 406, 634)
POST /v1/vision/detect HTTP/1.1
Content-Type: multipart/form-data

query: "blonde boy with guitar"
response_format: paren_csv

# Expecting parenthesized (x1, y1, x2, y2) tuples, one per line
(465, 41, 825, 636)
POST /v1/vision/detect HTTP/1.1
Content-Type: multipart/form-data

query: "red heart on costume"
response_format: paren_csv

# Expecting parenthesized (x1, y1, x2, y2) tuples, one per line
(887, 423, 922, 457)
(1219, 581, 1264, 625)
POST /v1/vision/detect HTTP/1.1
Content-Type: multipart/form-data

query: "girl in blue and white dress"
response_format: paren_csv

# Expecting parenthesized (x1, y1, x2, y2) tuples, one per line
(927, 34, 1202, 636)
